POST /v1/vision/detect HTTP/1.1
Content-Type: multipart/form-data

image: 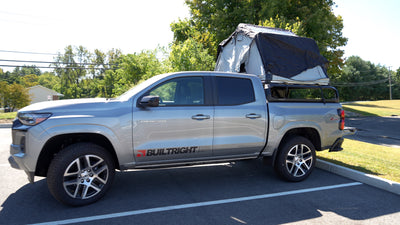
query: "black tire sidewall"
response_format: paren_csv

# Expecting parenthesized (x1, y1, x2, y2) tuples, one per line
(47, 143, 115, 206)
(275, 136, 316, 182)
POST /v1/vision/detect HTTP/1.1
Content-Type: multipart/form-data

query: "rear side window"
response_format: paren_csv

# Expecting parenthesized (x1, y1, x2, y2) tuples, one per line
(216, 77, 255, 105)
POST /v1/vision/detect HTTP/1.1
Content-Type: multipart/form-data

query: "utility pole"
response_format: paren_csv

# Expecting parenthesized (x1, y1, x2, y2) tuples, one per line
(388, 66, 392, 100)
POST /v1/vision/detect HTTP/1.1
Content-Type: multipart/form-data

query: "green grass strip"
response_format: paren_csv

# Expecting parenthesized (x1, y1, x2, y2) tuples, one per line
(343, 100, 400, 117)
(317, 138, 400, 183)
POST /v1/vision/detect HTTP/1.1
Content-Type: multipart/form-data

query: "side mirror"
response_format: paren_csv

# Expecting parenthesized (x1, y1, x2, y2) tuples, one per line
(139, 95, 160, 108)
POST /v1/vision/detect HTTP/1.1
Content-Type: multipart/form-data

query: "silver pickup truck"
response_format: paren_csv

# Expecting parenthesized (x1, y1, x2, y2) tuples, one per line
(9, 71, 351, 206)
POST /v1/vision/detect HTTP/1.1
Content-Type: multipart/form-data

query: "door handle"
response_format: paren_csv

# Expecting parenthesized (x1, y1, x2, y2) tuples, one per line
(192, 114, 210, 120)
(246, 113, 261, 119)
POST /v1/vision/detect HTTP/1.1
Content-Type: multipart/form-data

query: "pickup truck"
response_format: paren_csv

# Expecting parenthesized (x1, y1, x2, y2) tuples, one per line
(9, 71, 351, 206)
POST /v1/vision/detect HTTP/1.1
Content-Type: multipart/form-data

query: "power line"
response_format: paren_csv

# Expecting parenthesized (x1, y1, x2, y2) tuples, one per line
(331, 78, 388, 87)
(0, 59, 117, 66)
(0, 49, 58, 55)
(0, 65, 118, 70)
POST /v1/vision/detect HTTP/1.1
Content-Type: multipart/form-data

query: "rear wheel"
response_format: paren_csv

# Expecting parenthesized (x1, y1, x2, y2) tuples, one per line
(275, 136, 316, 182)
(47, 143, 115, 206)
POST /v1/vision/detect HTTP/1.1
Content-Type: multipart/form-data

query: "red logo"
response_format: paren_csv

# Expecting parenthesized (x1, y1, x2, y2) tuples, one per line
(136, 150, 146, 157)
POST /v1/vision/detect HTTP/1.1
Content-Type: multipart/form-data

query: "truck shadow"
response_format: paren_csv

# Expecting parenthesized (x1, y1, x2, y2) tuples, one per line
(1, 159, 400, 224)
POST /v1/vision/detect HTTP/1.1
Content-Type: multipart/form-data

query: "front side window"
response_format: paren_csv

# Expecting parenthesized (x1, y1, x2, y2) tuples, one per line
(149, 77, 204, 106)
(216, 77, 255, 105)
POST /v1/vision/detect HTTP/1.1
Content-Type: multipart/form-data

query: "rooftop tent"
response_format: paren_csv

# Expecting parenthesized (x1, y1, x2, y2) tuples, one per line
(215, 23, 329, 85)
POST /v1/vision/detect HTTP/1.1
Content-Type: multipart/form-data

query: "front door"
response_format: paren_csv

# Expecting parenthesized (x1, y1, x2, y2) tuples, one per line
(132, 76, 214, 164)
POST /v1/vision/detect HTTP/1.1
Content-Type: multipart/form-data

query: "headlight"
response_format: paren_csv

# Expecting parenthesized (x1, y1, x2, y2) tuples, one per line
(18, 113, 52, 126)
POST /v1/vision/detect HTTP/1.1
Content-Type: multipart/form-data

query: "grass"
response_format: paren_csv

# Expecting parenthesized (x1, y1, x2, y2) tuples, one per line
(0, 112, 17, 120)
(342, 100, 400, 117)
(317, 138, 400, 183)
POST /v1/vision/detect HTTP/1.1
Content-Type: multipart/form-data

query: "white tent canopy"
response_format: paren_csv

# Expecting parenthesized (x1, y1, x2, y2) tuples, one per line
(215, 24, 329, 85)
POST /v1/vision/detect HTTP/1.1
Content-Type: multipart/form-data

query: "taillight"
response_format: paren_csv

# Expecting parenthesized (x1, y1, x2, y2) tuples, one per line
(338, 109, 345, 130)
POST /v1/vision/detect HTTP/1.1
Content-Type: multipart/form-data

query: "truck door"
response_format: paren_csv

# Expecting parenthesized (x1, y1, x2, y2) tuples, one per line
(213, 76, 267, 157)
(133, 76, 214, 164)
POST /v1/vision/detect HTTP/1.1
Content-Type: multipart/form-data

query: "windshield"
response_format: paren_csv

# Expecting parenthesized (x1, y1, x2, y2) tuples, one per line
(116, 73, 171, 101)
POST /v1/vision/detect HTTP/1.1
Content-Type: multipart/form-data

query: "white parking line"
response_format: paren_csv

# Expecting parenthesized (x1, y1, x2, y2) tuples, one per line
(31, 182, 362, 225)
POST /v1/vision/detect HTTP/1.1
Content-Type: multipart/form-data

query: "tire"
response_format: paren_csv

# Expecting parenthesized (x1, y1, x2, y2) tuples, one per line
(47, 143, 115, 206)
(275, 136, 316, 182)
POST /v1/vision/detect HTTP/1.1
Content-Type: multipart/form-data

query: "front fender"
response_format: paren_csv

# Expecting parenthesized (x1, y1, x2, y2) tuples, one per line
(37, 116, 134, 165)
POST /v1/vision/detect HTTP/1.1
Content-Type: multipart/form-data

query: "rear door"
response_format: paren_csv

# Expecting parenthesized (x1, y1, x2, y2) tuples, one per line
(132, 75, 214, 164)
(212, 76, 267, 157)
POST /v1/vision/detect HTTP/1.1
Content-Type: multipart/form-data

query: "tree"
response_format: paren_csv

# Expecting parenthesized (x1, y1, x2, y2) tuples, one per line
(332, 56, 388, 101)
(38, 72, 61, 91)
(0, 81, 9, 108)
(20, 74, 39, 87)
(174, 0, 347, 75)
(12, 66, 41, 76)
(99, 50, 166, 97)
(88, 48, 121, 79)
(53, 45, 90, 99)
(168, 38, 215, 71)
(0, 69, 19, 84)
(391, 67, 400, 99)
(6, 83, 30, 111)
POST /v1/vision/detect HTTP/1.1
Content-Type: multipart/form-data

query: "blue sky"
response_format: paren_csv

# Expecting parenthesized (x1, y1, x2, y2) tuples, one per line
(1, 0, 399, 72)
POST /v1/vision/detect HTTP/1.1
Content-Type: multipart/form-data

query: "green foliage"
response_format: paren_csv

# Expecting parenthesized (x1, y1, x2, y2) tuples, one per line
(0, 81, 9, 108)
(0, 81, 30, 110)
(20, 74, 39, 87)
(168, 38, 215, 72)
(0, 1, 351, 100)
(170, 19, 216, 57)
(260, 15, 302, 34)
(180, 0, 347, 75)
(0, 65, 42, 84)
(332, 56, 391, 101)
(8, 83, 30, 111)
(11, 66, 41, 76)
(53, 45, 91, 99)
(38, 72, 61, 91)
(105, 50, 166, 97)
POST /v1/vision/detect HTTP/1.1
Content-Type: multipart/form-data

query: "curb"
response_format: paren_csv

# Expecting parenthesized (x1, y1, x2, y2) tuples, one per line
(0, 123, 12, 128)
(316, 159, 400, 195)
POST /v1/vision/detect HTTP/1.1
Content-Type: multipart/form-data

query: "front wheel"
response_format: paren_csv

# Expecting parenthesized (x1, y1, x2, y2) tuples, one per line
(275, 136, 316, 182)
(47, 143, 115, 206)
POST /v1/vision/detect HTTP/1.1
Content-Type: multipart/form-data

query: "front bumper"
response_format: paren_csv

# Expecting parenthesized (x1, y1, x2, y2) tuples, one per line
(9, 125, 36, 183)
(9, 144, 35, 183)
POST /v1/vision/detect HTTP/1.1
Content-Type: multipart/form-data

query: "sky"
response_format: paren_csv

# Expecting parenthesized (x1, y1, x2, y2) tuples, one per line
(1, 0, 400, 72)
(333, 0, 400, 70)
(0, 0, 190, 71)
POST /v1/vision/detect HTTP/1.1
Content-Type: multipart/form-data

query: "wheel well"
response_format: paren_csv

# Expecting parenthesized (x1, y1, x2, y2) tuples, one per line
(279, 128, 321, 151)
(270, 128, 320, 167)
(35, 133, 120, 177)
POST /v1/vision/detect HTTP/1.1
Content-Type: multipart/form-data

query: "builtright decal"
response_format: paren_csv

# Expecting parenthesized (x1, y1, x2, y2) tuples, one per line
(136, 146, 199, 157)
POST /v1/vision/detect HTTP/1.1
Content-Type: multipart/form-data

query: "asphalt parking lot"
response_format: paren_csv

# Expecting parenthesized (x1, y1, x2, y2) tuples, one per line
(346, 116, 400, 148)
(1, 127, 400, 225)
